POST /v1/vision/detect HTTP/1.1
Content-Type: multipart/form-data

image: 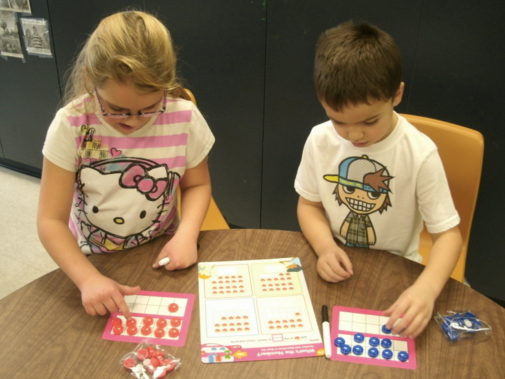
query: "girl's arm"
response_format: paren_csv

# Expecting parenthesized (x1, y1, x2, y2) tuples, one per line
(297, 196, 353, 282)
(37, 158, 139, 317)
(153, 157, 211, 269)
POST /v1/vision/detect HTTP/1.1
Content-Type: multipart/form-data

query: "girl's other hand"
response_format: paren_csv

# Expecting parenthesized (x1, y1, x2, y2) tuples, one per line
(153, 233, 198, 270)
(317, 247, 353, 282)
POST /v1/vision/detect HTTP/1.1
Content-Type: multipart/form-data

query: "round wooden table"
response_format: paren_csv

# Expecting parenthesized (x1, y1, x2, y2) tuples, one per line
(0, 229, 504, 378)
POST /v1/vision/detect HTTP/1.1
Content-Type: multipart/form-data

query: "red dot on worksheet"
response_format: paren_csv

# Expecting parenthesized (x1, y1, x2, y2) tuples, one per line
(169, 328, 180, 338)
(168, 303, 179, 313)
(112, 325, 124, 335)
(143, 317, 153, 326)
(141, 326, 152, 336)
(154, 328, 165, 338)
(169, 318, 181, 328)
(156, 319, 167, 328)
(112, 317, 122, 326)
(127, 326, 138, 335)
(126, 318, 137, 327)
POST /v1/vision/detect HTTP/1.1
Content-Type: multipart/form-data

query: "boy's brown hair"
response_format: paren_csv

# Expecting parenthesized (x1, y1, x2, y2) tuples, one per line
(314, 21, 402, 111)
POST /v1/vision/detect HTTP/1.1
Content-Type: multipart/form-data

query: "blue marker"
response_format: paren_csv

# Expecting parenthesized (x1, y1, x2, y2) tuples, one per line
(369, 337, 380, 347)
(382, 349, 393, 360)
(398, 351, 409, 362)
(354, 333, 365, 343)
(381, 338, 392, 348)
(382, 324, 392, 334)
(368, 347, 379, 358)
(334, 337, 346, 347)
(352, 345, 364, 355)
(341, 344, 351, 355)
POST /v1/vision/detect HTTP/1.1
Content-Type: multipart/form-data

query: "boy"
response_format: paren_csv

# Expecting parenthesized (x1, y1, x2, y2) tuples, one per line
(294, 21, 462, 338)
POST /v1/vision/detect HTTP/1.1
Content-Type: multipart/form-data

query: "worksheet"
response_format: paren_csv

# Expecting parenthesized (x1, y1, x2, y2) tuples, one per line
(198, 257, 324, 363)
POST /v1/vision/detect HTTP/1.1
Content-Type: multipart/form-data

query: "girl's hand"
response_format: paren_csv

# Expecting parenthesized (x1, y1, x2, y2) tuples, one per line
(153, 233, 198, 271)
(383, 283, 436, 338)
(317, 247, 353, 282)
(78, 274, 140, 319)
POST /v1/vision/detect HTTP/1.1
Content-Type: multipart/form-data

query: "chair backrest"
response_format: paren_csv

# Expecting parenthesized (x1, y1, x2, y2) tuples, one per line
(401, 114, 484, 282)
(178, 89, 229, 230)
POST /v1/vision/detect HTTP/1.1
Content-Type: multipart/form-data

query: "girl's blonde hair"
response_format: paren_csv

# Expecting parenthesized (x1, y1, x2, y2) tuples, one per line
(63, 10, 189, 107)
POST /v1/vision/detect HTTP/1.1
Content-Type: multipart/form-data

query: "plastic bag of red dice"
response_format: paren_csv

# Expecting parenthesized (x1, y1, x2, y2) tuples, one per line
(120, 342, 181, 378)
(434, 310, 492, 343)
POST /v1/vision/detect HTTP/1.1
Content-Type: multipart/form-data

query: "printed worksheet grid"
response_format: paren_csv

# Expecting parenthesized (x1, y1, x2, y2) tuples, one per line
(205, 298, 259, 338)
(257, 295, 312, 334)
(205, 264, 253, 299)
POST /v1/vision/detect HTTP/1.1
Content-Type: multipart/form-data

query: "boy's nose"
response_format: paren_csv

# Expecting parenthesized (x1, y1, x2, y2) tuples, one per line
(349, 129, 364, 141)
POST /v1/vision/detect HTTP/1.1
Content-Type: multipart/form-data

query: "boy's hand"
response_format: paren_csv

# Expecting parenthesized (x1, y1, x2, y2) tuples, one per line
(153, 233, 198, 271)
(317, 247, 353, 282)
(382, 283, 435, 338)
(79, 274, 140, 319)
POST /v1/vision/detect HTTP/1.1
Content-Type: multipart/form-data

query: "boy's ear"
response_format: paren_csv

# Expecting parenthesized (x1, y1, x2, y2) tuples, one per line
(393, 82, 405, 107)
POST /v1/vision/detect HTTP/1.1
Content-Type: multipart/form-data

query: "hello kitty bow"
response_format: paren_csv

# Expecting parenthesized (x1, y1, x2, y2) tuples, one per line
(120, 164, 168, 200)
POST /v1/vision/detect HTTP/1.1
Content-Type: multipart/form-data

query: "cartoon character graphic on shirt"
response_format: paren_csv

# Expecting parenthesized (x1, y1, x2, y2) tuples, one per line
(324, 155, 393, 248)
(75, 157, 180, 253)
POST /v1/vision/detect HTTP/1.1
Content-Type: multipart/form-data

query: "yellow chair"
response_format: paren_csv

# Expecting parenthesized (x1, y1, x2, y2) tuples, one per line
(177, 89, 229, 231)
(401, 114, 484, 282)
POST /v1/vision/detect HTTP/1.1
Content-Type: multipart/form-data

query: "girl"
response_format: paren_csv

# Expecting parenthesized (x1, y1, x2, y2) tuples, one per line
(37, 10, 214, 318)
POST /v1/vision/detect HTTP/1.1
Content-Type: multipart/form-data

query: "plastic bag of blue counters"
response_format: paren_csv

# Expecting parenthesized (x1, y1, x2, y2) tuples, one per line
(434, 310, 492, 343)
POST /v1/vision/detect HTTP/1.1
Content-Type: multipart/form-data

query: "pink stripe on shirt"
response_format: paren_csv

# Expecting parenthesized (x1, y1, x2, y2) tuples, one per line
(154, 110, 192, 125)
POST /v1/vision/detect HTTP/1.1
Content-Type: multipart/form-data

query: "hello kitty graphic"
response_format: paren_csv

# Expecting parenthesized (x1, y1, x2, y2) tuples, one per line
(75, 158, 180, 254)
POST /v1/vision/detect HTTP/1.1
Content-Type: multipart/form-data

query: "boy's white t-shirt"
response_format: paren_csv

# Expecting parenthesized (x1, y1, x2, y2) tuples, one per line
(43, 94, 214, 254)
(294, 113, 460, 262)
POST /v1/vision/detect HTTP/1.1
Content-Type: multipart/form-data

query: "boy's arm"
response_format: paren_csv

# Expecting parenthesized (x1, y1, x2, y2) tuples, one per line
(297, 196, 353, 282)
(383, 226, 462, 338)
(153, 158, 211, 270)
(37, 158, 139, 318)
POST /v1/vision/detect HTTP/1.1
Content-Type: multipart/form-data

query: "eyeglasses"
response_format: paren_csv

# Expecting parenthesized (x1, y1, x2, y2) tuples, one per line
(94, 88, 166, 119)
